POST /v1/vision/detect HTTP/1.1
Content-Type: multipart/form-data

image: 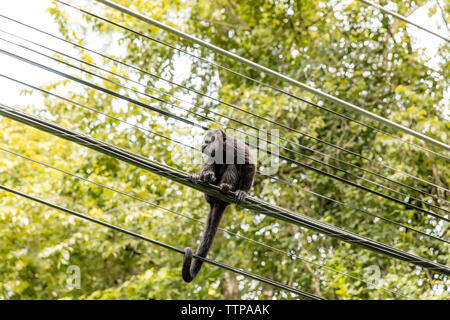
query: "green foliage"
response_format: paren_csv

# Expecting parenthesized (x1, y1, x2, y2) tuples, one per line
(0, 0, 448, 299)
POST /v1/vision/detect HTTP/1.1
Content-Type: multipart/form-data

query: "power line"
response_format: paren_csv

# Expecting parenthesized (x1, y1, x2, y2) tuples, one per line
(3, 14, 448, 197)
(1, 78, 445, 245)
(1, 48, 447, 222)
(6, 37, 447, 213)
(0, 184, 322, 300)
(91, 0, 450, 151)
(0, 145, 411, 298)
(41, 3, 450, 198)
(0, 2, 442, 298)
(0, 102, 448, 275)
(1, 73, 447, 245)
(0, 48, 207, 128)
(0, 74, 199, 152)
(263, 173, 449, 244)
(2, 29, 448, 208)
(358, 0, 450, 42)
(50, 2, 450, 163)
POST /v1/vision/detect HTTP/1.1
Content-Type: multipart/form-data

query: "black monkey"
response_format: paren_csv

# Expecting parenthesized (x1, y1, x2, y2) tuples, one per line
(182, 129, 256, 283)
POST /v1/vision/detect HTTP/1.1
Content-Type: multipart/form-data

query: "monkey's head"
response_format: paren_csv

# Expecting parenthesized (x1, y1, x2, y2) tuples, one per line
(201, 129, 226, 158)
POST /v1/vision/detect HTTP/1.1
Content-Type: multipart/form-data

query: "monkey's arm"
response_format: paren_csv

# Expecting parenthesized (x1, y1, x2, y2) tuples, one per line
(190, 162, 216, 183)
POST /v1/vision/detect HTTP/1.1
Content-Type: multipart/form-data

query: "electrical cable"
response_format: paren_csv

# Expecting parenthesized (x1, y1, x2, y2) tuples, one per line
(1, 47, 447, 222)
(0, 145, 412, 298)
(1, 29, 448, 209)
(0, 183, 322, 300)
(55, 0, 450, 162)
(87, 0, 450, 151)
(0, 102, 448, 275)
(3, 12, 448, 198)
(1, 75, 447, 245)
(358, 0, 450, 42)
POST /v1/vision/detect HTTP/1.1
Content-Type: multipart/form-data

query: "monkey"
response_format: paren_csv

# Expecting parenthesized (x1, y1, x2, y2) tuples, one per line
(182, 129, 256, 283)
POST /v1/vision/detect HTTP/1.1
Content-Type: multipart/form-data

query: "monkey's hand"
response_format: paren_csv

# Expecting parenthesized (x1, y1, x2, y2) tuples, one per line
(235, 190, 247, 204)
(202, 170, 216, 183)
(189, 171, 216, 184)
(189, 173, 202, 184)
(219, 183, 233, 193)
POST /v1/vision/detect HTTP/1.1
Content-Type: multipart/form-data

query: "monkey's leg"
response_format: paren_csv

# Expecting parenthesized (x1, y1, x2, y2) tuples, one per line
(217, 164, 239, 193)
(235, 164, 256, 203)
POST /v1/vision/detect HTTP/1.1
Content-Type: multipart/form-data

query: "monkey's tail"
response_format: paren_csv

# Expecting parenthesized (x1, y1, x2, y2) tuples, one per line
(182, 202, 227, 283)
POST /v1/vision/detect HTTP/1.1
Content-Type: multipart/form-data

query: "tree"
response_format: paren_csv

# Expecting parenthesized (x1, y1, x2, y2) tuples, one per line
(0, 0, 448, 299)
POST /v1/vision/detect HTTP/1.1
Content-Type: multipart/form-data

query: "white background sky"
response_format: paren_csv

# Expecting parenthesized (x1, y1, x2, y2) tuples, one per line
(0, 0, 62, 107)
(0, 0, 448, 117)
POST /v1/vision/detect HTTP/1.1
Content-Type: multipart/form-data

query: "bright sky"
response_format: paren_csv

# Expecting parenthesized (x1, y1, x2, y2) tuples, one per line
(0, 0, 61, 108)
(0, 0, 448, 117)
